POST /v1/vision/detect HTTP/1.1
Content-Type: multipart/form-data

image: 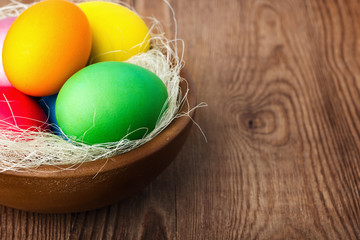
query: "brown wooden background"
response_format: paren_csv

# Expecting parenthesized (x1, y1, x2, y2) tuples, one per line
(1, 0, 360, 239)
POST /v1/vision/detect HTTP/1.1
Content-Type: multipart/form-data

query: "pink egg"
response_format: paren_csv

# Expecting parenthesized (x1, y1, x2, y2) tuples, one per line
(0, 17, 16, 87)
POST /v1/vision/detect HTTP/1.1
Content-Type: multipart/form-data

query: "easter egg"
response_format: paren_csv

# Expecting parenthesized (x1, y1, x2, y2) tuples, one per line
(40, 94, 57, 127)
(0, 87, 48, 131)
(78, 1, 150, 63)
(40, 94, 66, 137)
(0, 17, 16, 87)
(3, 0, 92, 97)
(56, 62, 168, 145)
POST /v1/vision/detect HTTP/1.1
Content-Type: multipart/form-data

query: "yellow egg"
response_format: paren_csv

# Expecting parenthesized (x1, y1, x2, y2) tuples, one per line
(3, 0, 92, 97)
(78, 1, 150, 63)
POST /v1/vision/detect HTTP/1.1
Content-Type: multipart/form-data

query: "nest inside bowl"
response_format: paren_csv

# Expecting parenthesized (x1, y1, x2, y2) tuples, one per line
(0, 0, 199, 172)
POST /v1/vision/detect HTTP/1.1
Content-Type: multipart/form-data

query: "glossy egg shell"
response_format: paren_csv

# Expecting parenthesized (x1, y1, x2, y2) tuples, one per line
(40, 95, 58, 127)
(55, 62, 168, 145)
(0, 17, 16, 87)
(0, 87, 48, 131)
(40, 94, 66, 138)
(78, 1, 150, 63)
(2, 0, 92, 96)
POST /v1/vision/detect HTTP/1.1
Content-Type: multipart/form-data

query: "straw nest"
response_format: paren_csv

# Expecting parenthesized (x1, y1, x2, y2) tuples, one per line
(0, 0, 204, 172)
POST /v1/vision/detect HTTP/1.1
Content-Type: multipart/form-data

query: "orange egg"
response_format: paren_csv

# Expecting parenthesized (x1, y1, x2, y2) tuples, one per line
(2, 0, 92, 96)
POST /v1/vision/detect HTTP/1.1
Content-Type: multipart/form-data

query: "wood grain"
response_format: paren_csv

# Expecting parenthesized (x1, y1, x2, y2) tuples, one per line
(1, 0, 360, 239)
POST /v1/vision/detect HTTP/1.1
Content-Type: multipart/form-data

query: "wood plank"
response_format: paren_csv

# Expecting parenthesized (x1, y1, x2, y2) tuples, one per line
(174, 0, 360, 238)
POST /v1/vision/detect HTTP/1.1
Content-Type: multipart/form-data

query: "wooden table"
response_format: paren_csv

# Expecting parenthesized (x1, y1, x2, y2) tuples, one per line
(1, 0, 360, 239)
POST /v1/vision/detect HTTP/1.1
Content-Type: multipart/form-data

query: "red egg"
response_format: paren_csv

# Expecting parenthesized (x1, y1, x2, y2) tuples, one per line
(0, 87, 48, 131)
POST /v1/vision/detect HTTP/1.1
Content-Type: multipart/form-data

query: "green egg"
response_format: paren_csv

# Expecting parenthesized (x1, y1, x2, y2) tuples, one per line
(55, 62, 168, 145)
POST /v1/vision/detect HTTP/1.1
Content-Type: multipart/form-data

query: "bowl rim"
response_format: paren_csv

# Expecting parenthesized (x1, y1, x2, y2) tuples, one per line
(1, 68, 197, 178)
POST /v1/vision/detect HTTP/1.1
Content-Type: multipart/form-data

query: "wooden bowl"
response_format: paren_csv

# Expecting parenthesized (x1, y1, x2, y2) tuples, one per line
(0, 69, 196, 213)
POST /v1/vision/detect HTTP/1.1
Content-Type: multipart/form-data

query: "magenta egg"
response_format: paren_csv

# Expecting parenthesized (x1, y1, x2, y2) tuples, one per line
(0, 17, 16, 87)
